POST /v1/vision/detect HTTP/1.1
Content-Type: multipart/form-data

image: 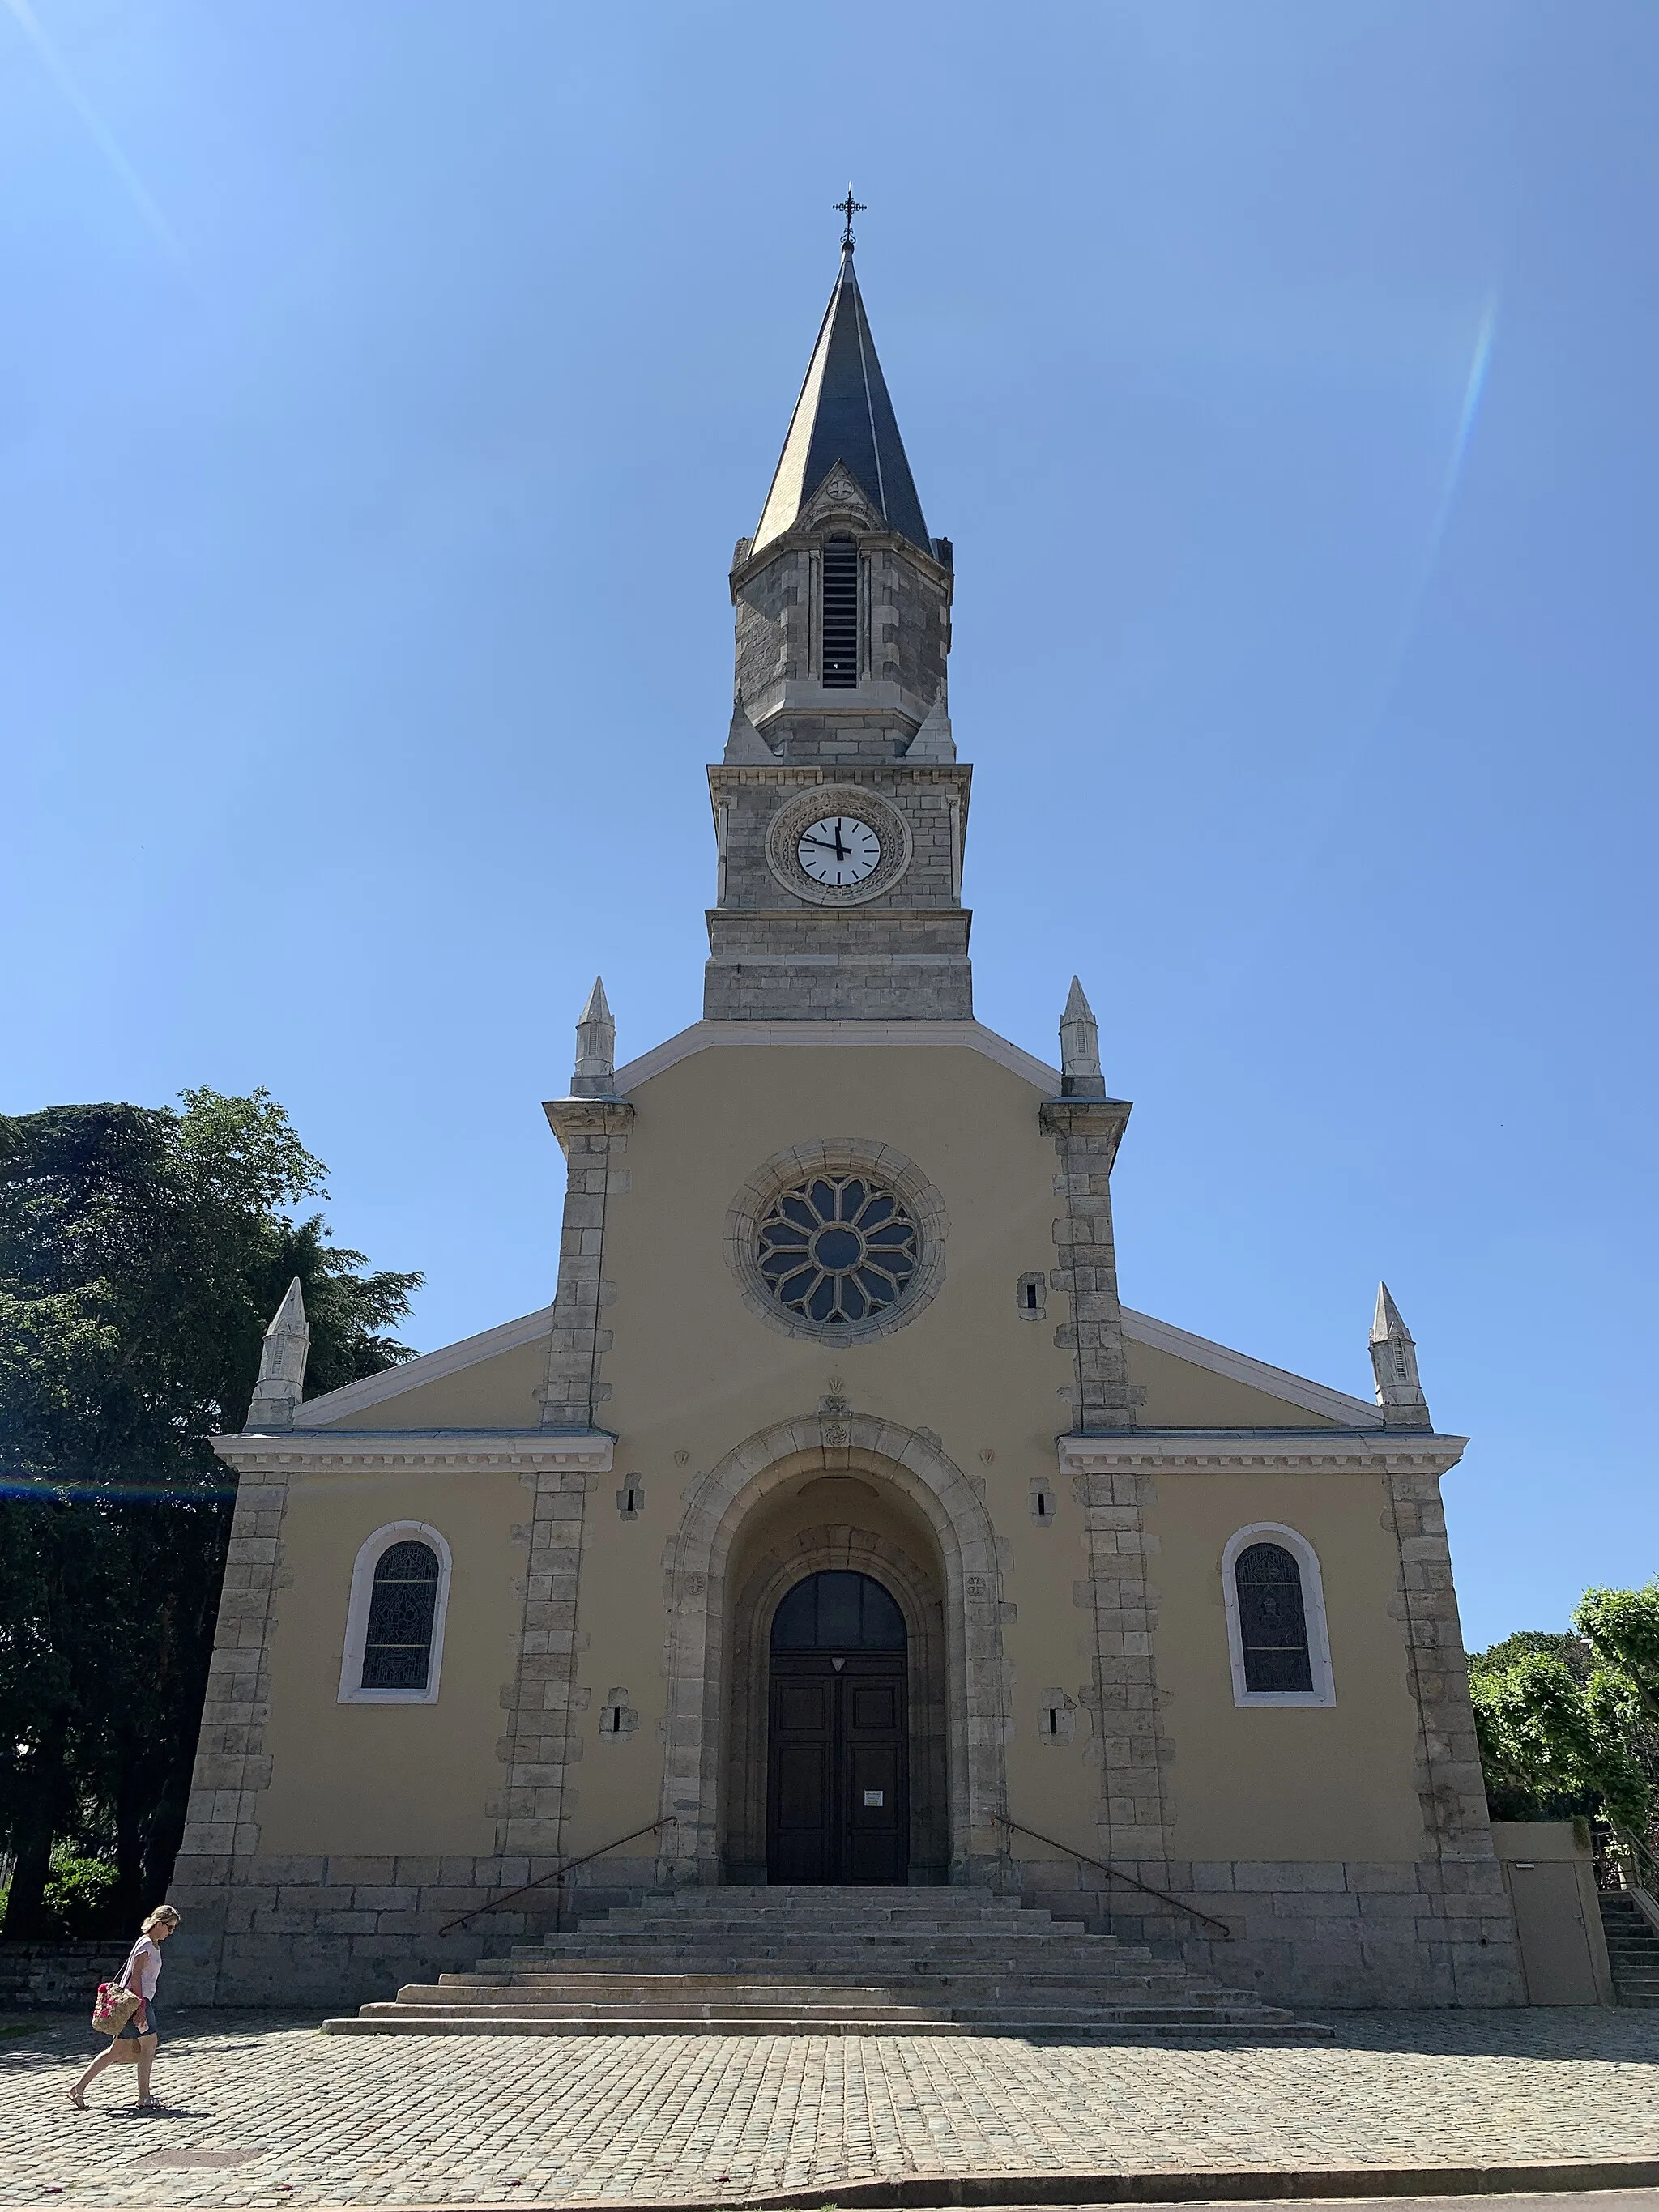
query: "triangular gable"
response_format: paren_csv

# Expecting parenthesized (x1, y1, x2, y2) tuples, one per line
(1122, 1307, 1382, 1429)
(799, 462, 885, 536)
(611, 1017, 1060, 1098)
(286, 1287, 1380, 1437)
(291, 1306, 552, 1430)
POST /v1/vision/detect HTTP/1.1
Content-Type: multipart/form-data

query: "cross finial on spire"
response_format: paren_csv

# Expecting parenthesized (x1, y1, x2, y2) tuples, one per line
(834, 185, 865, 252)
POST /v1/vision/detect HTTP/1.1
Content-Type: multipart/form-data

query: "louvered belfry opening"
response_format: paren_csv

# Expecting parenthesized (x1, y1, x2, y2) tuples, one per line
(821, 538, 859, 686)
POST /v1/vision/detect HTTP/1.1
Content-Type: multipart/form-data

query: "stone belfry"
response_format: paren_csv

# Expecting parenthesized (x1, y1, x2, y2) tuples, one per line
(706, 209, 970, 1021)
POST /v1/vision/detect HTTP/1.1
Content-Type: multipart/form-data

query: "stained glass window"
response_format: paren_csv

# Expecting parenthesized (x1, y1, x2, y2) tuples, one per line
(756, 1172, 919, 1327)
(1234, 1541, 1314, 1694)
(361, 1540, 441, 1690)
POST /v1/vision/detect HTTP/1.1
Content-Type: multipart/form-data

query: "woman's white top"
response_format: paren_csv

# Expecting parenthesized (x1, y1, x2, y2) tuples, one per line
(122, 1935, 162, 1999)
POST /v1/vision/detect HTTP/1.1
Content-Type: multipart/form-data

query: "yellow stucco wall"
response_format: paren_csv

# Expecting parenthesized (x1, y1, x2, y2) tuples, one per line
(1149, 1471, 1425, 1860)
(257, 1467, 524, 1855)
(257, 1034, 1423, 1873)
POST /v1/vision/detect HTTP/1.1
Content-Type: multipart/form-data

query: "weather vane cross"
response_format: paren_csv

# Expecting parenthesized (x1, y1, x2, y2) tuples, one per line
(834, 185, 866, 249)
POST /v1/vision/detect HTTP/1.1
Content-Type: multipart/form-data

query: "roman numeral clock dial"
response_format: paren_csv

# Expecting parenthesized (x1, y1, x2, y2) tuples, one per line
(796, 815, 881, 888)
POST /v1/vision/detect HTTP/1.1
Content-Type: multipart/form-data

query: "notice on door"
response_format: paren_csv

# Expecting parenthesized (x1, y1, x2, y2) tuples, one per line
(864, 1790, 884, 1806)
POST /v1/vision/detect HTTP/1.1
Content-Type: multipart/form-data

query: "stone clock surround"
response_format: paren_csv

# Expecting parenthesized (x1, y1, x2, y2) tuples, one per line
(763, 783, 913, 906)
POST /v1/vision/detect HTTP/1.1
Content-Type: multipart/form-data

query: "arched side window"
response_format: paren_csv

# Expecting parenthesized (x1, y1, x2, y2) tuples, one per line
(1220, 1524, 1335, 1708)
(338, 1522, 452, 1704)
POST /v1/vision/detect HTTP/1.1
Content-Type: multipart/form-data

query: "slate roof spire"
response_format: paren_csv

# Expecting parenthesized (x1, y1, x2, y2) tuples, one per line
(753, 228, 930, 556)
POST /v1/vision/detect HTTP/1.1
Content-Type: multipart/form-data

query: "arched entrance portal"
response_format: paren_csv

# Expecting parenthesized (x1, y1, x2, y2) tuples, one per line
(661, 1415, 1009, 1890)
(768, 1571, 908, 1885)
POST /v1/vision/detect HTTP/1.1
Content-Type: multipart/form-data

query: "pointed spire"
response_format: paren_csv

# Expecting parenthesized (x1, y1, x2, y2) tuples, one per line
(1059, 977, 1106, 1099)
(570, 976, 616, 1098)
(905, 686, 956, 763)
(724, 697, 774, 764)
(245, 1277, 309, 1432)
(1369, 1281, 1432, 1429)
(753, 245, 929, 556)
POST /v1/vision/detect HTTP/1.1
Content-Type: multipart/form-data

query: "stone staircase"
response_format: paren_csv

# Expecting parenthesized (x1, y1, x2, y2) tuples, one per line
(1600, 1892, 1659, 2005)
(323, 1883, 1329, 2038)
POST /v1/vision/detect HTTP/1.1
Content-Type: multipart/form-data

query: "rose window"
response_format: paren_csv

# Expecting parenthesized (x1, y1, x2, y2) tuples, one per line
(756, 1173, 920, 1328)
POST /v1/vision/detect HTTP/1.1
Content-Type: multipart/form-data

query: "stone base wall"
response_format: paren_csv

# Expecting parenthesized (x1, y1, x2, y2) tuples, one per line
(0, 1939, 130, 2010)
(1014, 1853, 1527, 2009)
(168, 1852, 1526, 2011)
(165, 1852, 660, 2010)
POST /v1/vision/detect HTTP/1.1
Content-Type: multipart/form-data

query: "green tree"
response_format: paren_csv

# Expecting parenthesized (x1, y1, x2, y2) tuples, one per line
(1470, 1629, 1595, 1685)
(1576, 1582, 1659, 1723)
(0, 1091, 420, 1937)
(1469, 1617, 1657, 1843)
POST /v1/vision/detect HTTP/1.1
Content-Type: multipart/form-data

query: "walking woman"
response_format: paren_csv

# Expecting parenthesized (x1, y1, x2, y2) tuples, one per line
(70, 1904, 181, 2112)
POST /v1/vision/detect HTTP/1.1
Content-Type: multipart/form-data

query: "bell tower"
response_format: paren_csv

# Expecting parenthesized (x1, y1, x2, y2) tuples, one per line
(705, 215, 972, 1021)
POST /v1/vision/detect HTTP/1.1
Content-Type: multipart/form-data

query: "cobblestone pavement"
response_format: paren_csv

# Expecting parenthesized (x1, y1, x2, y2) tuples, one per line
(5, 2010, 1659, 2208)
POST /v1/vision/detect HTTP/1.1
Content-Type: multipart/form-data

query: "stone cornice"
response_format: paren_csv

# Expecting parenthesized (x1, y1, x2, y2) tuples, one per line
(1056, 1429, 1469, 1477)
(1039, 1097, 1133, 1164)
(212, 1430, 615, 1476)
(541, 1097, 636, 1149)
(706, 762, 971, 795)
(730, 520, 950, 595)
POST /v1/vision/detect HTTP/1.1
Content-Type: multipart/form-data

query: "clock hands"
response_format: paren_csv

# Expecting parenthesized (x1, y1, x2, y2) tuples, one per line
(798, 818, 875, 883)
(801, 820, 856, 859)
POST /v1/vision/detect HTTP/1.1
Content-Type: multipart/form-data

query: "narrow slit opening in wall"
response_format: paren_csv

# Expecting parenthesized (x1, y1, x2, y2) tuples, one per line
(1025, 1282, 1038, 1311)
(821, 540, 859, 687)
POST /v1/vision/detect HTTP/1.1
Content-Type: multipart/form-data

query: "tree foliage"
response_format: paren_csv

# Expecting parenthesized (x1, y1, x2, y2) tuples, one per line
(1469, 1585, 1659, 1844)
(0, 1091, 420, 1937)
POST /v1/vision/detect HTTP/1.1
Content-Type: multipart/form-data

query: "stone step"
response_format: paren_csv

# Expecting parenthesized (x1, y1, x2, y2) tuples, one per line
(644, 1886, 999, 1903)
(355, 2000, 1279, 2025)
(513, 1937, 1141, 1955)
(323, 2011, 1331, 2039)
(422, 1990, 1239, 2008)
(504, 1946, 1158, 1964)
(326, 1881, 1321, 2039)
(1599, 1894, 1659, 2006)
(547, 1916, 1077, 1937)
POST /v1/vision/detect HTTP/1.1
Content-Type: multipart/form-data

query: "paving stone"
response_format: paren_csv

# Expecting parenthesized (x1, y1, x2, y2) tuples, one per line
(8, 2006, 1659, 2207)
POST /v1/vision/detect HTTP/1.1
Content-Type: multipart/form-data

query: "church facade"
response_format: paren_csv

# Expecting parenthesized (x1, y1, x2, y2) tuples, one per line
(170, 237, 1525, 2010)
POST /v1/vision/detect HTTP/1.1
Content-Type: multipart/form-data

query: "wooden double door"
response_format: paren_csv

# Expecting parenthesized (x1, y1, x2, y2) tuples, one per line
(766, 1651, 909, 1885)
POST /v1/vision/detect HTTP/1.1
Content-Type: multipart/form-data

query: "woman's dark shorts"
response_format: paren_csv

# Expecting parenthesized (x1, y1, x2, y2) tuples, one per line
(115, 2000, 159, 2042)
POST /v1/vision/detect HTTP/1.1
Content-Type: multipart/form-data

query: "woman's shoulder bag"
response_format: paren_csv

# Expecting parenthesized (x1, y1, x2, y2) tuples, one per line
(91, 1943, 143, 2036)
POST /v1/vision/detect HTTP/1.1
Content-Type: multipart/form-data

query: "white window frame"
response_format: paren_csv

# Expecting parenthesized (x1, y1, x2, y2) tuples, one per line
(1221, 1522, 1335, 1709)
(338, 1521, 452, 1705)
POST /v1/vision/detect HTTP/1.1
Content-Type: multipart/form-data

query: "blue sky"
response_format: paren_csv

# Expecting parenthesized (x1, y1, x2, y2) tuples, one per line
(2, 2, 1654, 1649)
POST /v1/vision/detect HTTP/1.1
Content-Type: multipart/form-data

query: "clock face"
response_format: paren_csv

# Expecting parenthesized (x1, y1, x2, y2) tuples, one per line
(796, 815, 881, 889)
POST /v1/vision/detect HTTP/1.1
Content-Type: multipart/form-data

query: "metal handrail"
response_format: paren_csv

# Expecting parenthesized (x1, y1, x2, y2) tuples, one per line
(440, 1817, 676, 1936)
(1606, 1822, 1659, 1894)
(996, 1814, 1232, 1938)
